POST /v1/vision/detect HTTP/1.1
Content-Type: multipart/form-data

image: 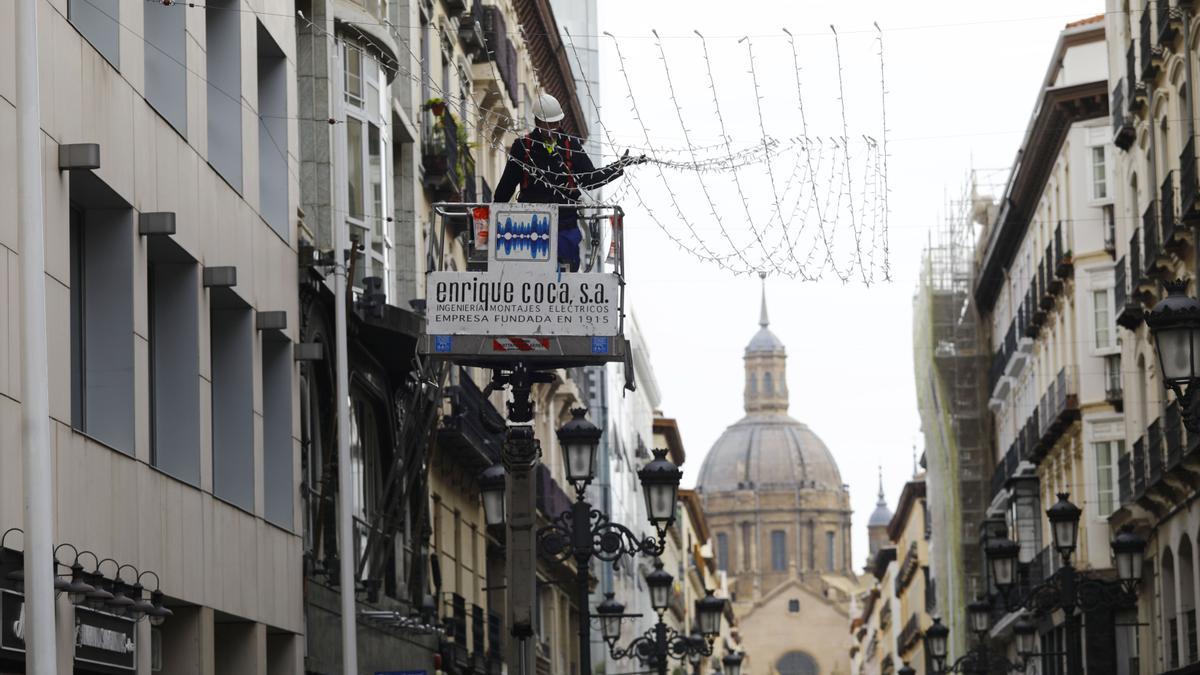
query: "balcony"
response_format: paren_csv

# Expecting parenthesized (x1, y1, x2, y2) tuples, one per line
(1028, 367, 1079, 463)
(1127, 43, 1147, 112)
(478, 6, 519, 103)
(1055, 223, 1073, 279)
(1143, 201, 1167, 278)
(991, 438, 1022, 500)
(1041, 259, 1058, 307)
(438, 367, 506, 471)
(1184, 139, 1200, 223)
(1116, 255, 1145, 329)
(1113, 81, 1136, 149)
(1031, 286, 1047, 329)
(1133, 436, 1147, 499)
(1023, 414, 1042, 463)
(423, 112, 465, 201)
(1166, 400, 1185, 469)
(1142, 10, 1162, 82)
(1119, 451, 1132, 507)
(1162, 171, 1188, 252)
(1148, 418, 1164, 486)
(899, 614, 923, 655)
(1159, 0, 1179, 45)
(536, 464, 572, 519)
(457, 0, 486, 59)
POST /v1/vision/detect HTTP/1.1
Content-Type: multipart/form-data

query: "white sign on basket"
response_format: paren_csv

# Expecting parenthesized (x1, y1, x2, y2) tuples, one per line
(426, 270, 620, 336)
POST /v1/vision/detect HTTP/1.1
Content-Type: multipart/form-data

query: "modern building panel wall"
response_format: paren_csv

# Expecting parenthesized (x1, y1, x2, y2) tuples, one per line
(211, 307, 255, 510)
(150, 261, 201, 485)
(144, 0, 187, 134)
(206, 0, 243, 191)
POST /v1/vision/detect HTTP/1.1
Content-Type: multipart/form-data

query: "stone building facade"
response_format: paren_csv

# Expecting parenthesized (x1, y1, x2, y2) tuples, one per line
(697, 285, 856, 675)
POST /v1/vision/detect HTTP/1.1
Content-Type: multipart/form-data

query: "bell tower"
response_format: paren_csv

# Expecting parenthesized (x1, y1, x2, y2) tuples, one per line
(744, 273, 789, 414)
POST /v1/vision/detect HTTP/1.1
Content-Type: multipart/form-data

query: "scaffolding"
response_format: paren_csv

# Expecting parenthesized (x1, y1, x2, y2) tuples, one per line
(912, 170, 999, 662)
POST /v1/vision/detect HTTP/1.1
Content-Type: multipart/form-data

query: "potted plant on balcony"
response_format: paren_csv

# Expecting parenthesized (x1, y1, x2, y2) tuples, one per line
(1055, 250, 1074, 278)
(424, 97, 447, 116)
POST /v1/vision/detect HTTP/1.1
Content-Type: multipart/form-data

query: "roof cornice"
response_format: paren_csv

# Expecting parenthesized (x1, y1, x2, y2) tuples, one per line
(973, 79, 1108, 312)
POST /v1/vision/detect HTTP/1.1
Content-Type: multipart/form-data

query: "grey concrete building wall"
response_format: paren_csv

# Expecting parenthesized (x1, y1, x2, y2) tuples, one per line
(0, 0, 304, 671)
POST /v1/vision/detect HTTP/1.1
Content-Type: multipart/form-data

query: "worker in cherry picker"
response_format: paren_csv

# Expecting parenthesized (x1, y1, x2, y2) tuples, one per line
(493, 93, 646, 271)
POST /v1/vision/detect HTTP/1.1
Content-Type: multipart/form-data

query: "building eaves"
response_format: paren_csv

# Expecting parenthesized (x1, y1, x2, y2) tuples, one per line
(513, 0, 588, 139)
(972, 79, 1108, 313)
(887, 478, 927, 542)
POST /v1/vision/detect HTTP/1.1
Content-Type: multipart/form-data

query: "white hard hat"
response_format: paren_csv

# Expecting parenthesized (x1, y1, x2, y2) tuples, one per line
(533, 93, 565, 123)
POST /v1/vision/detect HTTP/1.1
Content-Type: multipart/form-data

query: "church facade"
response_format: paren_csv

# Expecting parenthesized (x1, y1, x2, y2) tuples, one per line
(696, 285, 857, 675)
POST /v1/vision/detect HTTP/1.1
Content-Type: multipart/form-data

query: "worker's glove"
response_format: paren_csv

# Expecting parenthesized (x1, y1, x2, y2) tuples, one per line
(618, 149, 649, 166)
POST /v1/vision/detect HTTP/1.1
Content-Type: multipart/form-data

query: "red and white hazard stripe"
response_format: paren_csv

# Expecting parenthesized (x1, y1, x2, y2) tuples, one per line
(492, 337, 551, 352)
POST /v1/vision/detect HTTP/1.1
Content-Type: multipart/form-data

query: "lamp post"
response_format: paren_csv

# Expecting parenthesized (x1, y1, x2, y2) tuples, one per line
(979, 494, 1146, 675)
(601, 569, 726, 675)
(721, 650, 744, 675)
(1147, 279, 1200, 431)
(924, 612, 1026, 675)
(521, 409, 682, 675)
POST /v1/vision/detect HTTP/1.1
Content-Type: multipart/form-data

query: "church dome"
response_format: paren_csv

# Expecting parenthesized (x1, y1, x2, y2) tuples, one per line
(697, 275, 845, 494)
(696, 414, 845, 492)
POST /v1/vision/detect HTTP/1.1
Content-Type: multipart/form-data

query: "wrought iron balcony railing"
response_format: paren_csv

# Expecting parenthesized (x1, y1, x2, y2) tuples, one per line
(1113, 80, 1136, 149)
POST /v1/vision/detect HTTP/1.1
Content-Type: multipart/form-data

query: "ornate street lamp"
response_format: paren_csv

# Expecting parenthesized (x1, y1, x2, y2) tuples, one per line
(985, 536, 1020, 593)
(696, 590, 726, 639)
(1147, 280, 1200, 431)
(721, 651, 744, 675)
(1111, 526, 1147, 587)
(898, 664, 917, 675)
(596, 592, 626, 645)
(638, 448, 683, 533)
(924, 617, 949, 670)
(1046, 493, 1082, 564)
(967, 598, 992, 635)
(557, 408, 602, 489)
(646, 561, 673, 614)
(1014, 616, 1039, 660)
(478, 463, 507, 526)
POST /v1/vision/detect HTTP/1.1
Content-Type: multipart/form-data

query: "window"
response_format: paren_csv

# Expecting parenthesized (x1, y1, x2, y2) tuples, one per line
(1105, 354, 1123, 399)
(258, 22, 289, 237)
(211, 305, 254, 509)
(148, 250, 200, 484)
(749, 374, 757, 394)
(825, 531, 835, 570)
(207, 0, 242, 190)
(771, 530, 787, 571)
(145, 0, 187, 133)
(1104, 204, 1117, 249)
(787, 599, 800, 613)
(1092, 146, 1108, 199)
(741, 523, 752, 571)
(70, 177, 135, 455)
(1094, 440, 1123, 515)
(341, 41, 392, 298)
(262, 334, 293, 528)
(764, 372, 774, 394)
(1008, 479, 1043, 562)
(716, 533, 729, 572)
(1094, 288, 1114, 349)
(349, 394, 381, 576)
(69, 0, 119, 66)
(345, 45, 364, 106)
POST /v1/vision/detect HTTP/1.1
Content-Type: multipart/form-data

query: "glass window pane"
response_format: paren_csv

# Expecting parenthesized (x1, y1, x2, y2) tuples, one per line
(345, 45, 363, 106)
(1093, 146, 1107, 199)
(1094, 289, 1111, 349)
(346, 118, 364, 220)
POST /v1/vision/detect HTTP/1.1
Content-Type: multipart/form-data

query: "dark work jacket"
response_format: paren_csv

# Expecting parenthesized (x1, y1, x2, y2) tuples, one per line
(492, 130, 624, 228)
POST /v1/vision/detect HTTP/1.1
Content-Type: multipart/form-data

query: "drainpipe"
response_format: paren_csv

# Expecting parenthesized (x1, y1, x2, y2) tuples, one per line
(16, 0, 57, 672)
(331, 33, 359, 675)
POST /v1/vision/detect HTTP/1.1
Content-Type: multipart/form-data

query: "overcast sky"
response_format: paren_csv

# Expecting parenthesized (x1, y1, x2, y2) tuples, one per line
(586, 0, 1107, 567)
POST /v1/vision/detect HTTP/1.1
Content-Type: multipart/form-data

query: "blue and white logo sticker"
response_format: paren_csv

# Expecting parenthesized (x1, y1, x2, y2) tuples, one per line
(434, 335, 453, 353)
(591, 337, 609, 354)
